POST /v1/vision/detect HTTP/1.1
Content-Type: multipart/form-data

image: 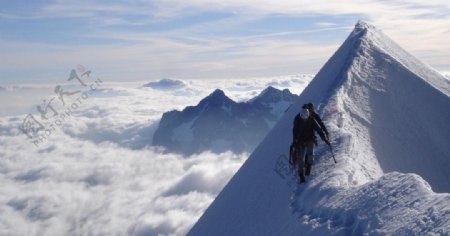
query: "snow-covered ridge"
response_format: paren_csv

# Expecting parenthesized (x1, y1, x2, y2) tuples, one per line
(188, 21, 450, 235)
(355, 20, 450, 96)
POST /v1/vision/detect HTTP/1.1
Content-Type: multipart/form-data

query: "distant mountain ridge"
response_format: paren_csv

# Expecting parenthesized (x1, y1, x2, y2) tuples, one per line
(152, 86, 298, 155)
(143, 78, 186, 90)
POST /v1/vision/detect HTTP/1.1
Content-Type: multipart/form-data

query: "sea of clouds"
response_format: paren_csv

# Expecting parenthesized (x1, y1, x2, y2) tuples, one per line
(0, 75, 311, 235)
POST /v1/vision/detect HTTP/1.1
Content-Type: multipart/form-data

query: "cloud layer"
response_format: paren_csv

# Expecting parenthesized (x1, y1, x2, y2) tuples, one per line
(0, 76, 310, 235)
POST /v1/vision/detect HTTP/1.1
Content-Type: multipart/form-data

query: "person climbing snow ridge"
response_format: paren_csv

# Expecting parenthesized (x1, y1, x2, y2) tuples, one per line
(304, 102, 329, 141)
(290, 104, 330, 183)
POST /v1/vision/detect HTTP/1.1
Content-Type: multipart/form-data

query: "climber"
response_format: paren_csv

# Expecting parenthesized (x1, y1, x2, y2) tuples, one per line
(303, 102, 329, 141)
(291, 107, 330, 183)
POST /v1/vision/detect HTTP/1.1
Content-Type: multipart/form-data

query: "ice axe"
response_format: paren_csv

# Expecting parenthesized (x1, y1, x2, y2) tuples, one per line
(328, 144, 337, 163)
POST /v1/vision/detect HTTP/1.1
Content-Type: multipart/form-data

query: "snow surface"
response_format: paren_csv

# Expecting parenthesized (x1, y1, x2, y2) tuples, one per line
(188, 21, 450, 235)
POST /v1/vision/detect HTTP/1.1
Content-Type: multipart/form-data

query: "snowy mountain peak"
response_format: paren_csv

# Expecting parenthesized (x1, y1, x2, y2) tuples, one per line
(153, 87, 298, 155)
(258, 86, 287, 98)
(350, 20, 378, 43)
(188, 21, 450, 235)
(198, 89, 235, 108)
(350, 21, 450, 96)
(205, 89, 230, 102)
(355, 20, 375, 31)
(262, 85, 278, 93)
(249, 86, 296, 106)
(210, 88, 226, 97)
(249, 86, 279, 102)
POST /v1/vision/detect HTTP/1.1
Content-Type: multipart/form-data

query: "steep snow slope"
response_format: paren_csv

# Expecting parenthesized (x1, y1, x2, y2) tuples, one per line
(188, 21, 450, 235)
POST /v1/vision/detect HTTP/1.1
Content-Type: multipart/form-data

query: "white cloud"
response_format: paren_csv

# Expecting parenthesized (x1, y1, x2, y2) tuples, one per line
(0, 76, 310, 235)
(50, 0, 444, 21)
(0, 115, 248, 236)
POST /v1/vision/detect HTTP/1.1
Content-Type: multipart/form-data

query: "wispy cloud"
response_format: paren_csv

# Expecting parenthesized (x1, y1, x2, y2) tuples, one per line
(0, 0, 449, 82)
(0, 32, 336, 81)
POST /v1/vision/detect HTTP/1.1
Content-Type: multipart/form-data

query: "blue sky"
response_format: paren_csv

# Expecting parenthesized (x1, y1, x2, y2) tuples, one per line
(0, 0, 449, 84)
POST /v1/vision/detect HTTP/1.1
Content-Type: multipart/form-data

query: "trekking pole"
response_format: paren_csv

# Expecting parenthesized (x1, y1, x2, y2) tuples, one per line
(328, 144, 337, 163)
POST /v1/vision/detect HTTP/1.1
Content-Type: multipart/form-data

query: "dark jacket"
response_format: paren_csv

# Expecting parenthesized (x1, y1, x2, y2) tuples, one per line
(310, 110, 329, 138)
(292, 114, 327, 145)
